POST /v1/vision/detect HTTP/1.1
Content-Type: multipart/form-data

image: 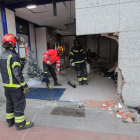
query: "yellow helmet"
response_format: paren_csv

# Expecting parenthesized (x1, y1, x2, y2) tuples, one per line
(57, 46, 65, 52)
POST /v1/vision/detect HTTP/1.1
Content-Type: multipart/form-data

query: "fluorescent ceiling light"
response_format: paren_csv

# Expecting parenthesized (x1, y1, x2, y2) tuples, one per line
(26, 5, 37, 9)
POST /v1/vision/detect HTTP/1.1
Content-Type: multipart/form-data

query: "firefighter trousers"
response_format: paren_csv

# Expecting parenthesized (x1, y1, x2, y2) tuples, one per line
(43, 61, 57, 84)
(75, 62, 88, 82)
(5, 88, 26, 127)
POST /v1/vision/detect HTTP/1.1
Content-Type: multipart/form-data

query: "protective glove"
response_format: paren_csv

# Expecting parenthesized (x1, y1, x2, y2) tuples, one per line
(55, 68, 60, 74)
(72, 62, 75, 67)
(46, 60, 52, 65)
(57, 68, 60, 73)
(23, 87, 29, 94)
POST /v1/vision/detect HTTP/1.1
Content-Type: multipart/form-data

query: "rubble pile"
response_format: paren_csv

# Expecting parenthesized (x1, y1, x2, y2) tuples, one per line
(90, 62, 102, 75)
(81, 99, 140, 123)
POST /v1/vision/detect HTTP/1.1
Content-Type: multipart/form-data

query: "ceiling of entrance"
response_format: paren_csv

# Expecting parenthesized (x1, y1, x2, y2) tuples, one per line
(15, 1, 76, 35)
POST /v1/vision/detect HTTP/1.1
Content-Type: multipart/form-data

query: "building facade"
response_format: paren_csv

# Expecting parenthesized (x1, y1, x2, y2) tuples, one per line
(0, 0, 140, 107)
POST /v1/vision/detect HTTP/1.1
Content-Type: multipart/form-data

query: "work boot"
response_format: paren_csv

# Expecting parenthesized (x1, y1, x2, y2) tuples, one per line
(8, 122, 14, 128)
(83, 80, 88, 85)
(79, 81, 84, 85)
(16, 122, 33, 131)
(54, 81, 62, 86)
(46, 83, 53, 90)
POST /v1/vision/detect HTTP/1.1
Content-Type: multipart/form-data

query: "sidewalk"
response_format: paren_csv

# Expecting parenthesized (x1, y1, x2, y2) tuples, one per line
(0, 121, 139, 140)
(1, 100, 140, 140)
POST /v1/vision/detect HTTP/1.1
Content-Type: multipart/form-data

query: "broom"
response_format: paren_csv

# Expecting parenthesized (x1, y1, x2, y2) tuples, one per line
(60, 73, 76, 88)
(55, 70, 76, 88)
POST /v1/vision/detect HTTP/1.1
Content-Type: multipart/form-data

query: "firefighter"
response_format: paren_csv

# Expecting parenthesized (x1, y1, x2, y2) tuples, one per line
(43, 46, 65, 90)
(0, 33, 33, 130)
(70, 39, 88, 85)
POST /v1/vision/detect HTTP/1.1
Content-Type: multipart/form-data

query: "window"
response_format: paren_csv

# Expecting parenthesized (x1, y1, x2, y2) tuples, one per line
(16, 23, 28, 34)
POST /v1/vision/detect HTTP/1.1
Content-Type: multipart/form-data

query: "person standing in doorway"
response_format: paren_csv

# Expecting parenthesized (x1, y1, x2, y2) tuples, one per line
(43, 46, 65, 90)
(70, 39, 88, 85)
(0, 33, 33, 130)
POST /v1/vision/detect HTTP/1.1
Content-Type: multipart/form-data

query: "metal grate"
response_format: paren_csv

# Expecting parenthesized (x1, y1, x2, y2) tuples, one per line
(51, 107, 85, 117)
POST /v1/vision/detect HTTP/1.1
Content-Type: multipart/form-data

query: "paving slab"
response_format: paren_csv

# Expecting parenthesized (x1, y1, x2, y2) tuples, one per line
(0, 121, 140, 140)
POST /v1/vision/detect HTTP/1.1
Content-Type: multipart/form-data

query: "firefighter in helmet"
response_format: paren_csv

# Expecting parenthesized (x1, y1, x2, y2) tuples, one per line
(43, 46, 65, 90)
(0, 33, 33, 130)
(70, 39, 88, 85)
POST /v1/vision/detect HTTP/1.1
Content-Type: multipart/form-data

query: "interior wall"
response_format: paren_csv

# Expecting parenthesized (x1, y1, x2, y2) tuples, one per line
(5, 8, 16, 35)
(61, 36, 75, 53)
(29, 23, 36, 59)
(87, 35, 118, 62)
(35, 27, 47, 70)
(46, 28, 53, 49)
(61, 36, 75, 65)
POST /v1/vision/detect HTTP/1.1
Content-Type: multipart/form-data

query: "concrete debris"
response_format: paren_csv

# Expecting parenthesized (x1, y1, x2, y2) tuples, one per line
(119, 109, 125, 113)
(122, 117, 133, 123)
(125, 117, 133, 123)
(116, 114, 122, 118)
(115, 105, 118, 109)
(109, 106, 116, 111)
(118, 103, 123, 109)
(82, 99, 140, 124)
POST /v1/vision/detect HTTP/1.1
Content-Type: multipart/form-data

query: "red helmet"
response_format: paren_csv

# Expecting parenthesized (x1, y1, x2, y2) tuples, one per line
(57, 46, 65, 52)
(2, 33, 17, 45)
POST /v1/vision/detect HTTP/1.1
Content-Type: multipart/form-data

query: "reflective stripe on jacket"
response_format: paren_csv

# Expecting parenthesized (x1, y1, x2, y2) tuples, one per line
(0, 49, 28, 91)
(43, 49, 60, 68)
(70, 46, 86, 64)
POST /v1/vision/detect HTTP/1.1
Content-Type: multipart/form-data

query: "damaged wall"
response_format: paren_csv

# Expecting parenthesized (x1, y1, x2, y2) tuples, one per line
(0, 7, 6, 101)
(76, 0, 140, 107)
(119, 31, 140, 107)
(118, 1, 140, 107)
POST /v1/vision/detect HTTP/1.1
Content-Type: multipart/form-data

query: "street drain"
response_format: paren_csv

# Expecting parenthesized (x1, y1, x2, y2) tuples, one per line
(51, 107, 85, 117)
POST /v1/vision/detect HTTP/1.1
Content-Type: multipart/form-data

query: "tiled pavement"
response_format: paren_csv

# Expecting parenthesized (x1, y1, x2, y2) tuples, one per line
(1, 100, 140, 140)
(0, 121, 140, 140)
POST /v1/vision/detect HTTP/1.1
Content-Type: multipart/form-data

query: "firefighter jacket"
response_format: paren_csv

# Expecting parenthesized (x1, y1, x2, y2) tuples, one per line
(70, 46, 86, 64)
(0, 49, 28, 91)
(43, 49, 60, 68)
